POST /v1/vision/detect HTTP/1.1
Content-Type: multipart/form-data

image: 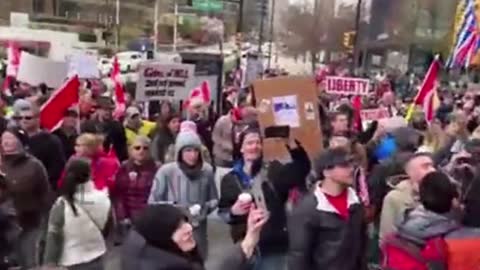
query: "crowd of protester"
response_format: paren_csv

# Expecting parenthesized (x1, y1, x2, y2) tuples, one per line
(1, 73, 480, 270)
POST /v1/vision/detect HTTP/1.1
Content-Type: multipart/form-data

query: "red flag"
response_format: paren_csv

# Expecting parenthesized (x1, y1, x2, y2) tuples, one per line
(3, 41, 21, 92)
(183, 80, 211, 109)
(405, 57, 440, 122)
(412, 58, 440, 106)
(40, 76, 80, 131)
(352, 95, 363, 132)
(111, 57, 126, 118)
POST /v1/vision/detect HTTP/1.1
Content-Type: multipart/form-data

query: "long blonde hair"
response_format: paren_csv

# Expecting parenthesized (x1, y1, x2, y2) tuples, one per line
(422, 122, 447, 152)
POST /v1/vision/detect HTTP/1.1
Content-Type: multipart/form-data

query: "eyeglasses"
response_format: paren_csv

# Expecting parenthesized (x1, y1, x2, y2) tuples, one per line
(133, 146, 149, 151)
(13, 116, 34, 121)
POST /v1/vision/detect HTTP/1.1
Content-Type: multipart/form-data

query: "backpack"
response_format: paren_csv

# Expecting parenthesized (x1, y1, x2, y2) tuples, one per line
(381, 233, 448, 270)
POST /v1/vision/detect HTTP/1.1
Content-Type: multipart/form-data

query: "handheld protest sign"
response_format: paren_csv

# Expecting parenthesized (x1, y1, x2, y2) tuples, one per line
(136, 61, 195, 101)
(253, 76, 323, 161)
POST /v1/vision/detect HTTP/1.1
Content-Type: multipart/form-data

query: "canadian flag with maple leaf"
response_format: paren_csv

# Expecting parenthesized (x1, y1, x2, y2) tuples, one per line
(111, 56, 126, 119)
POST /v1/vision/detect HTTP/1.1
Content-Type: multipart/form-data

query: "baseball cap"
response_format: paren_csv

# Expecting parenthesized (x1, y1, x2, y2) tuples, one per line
(125, 106, 141, 120)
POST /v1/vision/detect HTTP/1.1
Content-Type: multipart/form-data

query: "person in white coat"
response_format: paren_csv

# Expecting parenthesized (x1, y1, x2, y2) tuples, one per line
(44, 158, 111, 270)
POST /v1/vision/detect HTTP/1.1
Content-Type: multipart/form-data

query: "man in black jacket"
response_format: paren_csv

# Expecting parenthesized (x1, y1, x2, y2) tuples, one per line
(288, 148, 367, 270)
(15, 104, 66, 190)
(81, 96, 128, 161)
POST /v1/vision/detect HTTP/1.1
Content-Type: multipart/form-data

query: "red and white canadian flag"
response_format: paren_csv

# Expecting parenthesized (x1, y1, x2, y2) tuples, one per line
(183, 80, 211, 109)
(3, 41, 21, 93)
(40, 75, 80, 132)
(111, 57, 126, 119)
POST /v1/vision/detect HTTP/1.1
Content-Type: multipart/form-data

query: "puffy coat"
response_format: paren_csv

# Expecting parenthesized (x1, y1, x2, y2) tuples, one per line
(288, 187, 367, 270)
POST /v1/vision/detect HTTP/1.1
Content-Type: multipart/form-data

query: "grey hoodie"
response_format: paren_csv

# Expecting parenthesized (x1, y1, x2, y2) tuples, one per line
(148, 131, 218, 258)
(397, 206, 458, 246)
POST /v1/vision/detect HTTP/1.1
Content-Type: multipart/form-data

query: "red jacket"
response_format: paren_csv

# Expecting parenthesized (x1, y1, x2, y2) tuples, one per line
(58, 153, 120, 191)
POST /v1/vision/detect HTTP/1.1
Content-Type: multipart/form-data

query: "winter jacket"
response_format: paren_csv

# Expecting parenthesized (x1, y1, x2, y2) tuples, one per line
(212, 115, 235, 167)
(445, 227, 480, 269)
(288, 187, 367, 270)
(148, 131, 219, 257)
(121, 230, 252, 270)
(218, 143, 311, 255)
(58, 154, 120, 191)
(1, 153, 51, 229)
(379, 180, 418, 243)
(369, 151, 414, 219)
(52, 128, 78, 161)
(125, 120, 156, 146)
(81, 119, 129, 161)
(44, 181, 111, 267)
(396, 206, 458, 246)
(28, 131, 66, 190)
(112, 159, 157, 221)
(151, 128, 176, 164)
(0, 200, 19, 268)
(193, 118, 214, 155)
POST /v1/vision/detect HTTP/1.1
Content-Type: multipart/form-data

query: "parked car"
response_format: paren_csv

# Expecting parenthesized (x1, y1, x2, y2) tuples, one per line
(115, 51, 144, 73)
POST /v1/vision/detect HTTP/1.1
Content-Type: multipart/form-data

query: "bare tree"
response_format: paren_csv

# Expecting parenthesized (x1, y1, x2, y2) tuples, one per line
(280, 1, 355, 71)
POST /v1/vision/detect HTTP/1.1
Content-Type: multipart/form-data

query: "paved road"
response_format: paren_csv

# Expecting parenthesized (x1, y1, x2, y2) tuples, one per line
(105, 216, 233, 270)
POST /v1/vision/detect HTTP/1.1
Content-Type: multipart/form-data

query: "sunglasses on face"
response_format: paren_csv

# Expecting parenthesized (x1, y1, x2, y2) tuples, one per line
(133, 146, 149, 151)
(14, 116, 34, 121)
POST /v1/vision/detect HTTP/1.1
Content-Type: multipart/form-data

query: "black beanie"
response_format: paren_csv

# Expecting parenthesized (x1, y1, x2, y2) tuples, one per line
(133, 204, 187, 252)
(3, 127, 29, 149)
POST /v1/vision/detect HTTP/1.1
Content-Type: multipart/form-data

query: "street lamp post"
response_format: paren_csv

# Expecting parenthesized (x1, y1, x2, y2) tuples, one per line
(173, 1, 178, 52)
(154, 0, 159, 54)
(115, 0, 120, 50)
(267, 0, 276, 70)
(352, 0, 362, 74)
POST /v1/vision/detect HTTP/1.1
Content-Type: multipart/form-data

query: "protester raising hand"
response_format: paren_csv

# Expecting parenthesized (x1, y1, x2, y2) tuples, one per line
(241, 206, 269, 259)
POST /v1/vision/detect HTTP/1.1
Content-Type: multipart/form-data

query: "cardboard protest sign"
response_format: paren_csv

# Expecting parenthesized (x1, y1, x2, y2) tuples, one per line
(325, 76, 370, 96)
(17, 52, 69, 88)
(136, 61, 195, 101)
(253, 77, 323, 161)
(360, 108, 390, 121)
(67, 52, 99, 79)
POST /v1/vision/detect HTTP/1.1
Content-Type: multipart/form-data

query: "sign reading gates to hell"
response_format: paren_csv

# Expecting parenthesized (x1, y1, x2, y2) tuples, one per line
(325, 76, 370, 96)
(360, 107, 391, 122)
(136, 62, 195, 101)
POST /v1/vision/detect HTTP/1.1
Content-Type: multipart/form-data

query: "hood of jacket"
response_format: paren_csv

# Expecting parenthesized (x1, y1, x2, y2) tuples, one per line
(122, 230, 201, 270)
(174, 131, 203, 161)
(397, 206, 458, 245)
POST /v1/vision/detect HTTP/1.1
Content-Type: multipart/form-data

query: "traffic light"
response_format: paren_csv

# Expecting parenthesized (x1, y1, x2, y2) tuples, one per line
(343, 31, 356, 50)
